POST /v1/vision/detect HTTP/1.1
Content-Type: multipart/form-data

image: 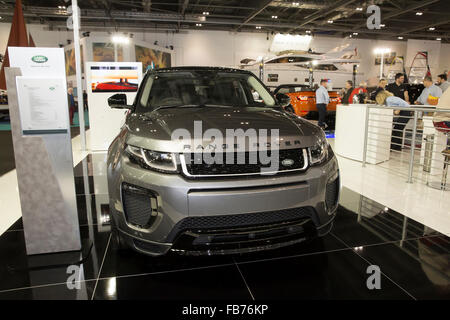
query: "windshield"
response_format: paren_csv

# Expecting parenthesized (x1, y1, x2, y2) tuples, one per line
(137, 71, 276, 112)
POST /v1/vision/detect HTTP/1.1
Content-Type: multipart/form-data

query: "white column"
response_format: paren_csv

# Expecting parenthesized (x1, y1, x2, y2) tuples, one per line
(72, 0, 86, 151)
(380, 51, 384, 79)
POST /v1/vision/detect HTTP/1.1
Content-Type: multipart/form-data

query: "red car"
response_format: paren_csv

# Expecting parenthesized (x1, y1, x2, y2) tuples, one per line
(92, 79, 138, 93)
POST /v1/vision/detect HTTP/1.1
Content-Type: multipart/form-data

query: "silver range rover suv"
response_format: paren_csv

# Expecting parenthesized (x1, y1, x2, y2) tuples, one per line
(107, 67, 339, 256)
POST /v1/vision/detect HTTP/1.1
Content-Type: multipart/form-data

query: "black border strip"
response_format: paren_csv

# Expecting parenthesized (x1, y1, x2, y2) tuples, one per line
(23, 129, 68, 135)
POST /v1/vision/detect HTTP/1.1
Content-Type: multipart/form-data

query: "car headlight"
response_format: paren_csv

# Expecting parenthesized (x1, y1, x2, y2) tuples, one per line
(125, 145, 177, 173)
(309, 133, 329, 165)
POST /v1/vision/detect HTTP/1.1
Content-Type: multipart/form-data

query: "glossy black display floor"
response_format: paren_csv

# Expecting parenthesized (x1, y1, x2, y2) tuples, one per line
(0, 155, 448, 300)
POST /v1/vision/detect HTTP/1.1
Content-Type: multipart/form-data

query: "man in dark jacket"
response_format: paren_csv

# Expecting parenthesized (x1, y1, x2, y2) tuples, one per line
(83, 90, 88, 110)
(67, 87, 76, 125)
(386, 73, 411, 151)
(341, 80, 354, 104)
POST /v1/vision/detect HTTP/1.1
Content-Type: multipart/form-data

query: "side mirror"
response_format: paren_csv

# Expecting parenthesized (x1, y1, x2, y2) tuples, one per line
(276, 93, 291, 107)
(108, 94, 132, 109)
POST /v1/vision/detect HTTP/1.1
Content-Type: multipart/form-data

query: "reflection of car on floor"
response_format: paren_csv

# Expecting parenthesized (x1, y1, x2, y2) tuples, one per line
(272, 84, 341, 128)
(106, 67, 340, 256)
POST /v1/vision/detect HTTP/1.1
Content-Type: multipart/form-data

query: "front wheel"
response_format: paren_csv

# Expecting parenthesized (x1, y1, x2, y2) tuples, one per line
(110, 218, 128, 251)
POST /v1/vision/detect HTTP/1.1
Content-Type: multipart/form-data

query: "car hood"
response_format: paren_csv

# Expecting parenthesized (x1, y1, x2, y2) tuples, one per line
(125, 106, 323, 152)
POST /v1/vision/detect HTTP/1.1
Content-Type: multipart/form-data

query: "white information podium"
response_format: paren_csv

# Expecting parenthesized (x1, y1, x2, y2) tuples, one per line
(7, 47, 81, 255)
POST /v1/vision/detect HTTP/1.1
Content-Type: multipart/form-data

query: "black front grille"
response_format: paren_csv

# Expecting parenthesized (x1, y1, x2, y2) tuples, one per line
(167, 206, 317, 242)
(122, 183, 157, 228)
(183, 148, 306, 177)
(325, 177, 339, 210)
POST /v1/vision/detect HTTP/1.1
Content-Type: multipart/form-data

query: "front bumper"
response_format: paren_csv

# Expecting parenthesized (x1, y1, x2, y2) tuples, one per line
(108, 154, 339, 256)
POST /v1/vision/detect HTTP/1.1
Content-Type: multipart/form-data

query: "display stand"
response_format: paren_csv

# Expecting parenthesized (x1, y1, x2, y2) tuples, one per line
(6, 65, 81, 255)
(335, 104, 393, 164)
(86, 62, 142, 150)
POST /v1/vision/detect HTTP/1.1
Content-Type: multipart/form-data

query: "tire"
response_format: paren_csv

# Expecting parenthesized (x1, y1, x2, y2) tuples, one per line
(110, 218, 128, 251)
(317, 221, 334, 237)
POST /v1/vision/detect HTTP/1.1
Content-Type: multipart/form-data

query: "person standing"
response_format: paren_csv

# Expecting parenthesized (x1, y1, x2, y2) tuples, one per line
(67, 87, 76, 125)
(370, 79, 387, 101)
(386, 73, 411, 151)
(415, 76, 442, 105)
(349, 81, 369, 103)
(83, 90, 88, 110)
(436, 73, 449, 93)
(371, 79, 409, 107)
(386, 73, 410, 104)
(315, 79, 330, 129)
(341, 80, 354, 104)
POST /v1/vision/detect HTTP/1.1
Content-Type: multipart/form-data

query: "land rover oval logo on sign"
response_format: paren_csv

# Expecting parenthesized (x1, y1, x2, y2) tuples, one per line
(282, 159, 295, 167)
(31, 55, 48, 63)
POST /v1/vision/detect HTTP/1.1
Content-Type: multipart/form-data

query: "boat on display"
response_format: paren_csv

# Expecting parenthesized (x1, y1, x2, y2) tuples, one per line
(241, 48, 363, 90)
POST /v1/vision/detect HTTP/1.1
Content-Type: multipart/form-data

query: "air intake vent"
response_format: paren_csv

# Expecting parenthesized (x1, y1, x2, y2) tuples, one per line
(167, 206, 317, 242)
(325, 177, 339, 210)
(122, 183, 158, 228)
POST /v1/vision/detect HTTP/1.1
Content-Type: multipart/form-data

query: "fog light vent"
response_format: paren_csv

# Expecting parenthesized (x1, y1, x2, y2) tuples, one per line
(122, 183, 158, 228)
(325, 177, 339, 210)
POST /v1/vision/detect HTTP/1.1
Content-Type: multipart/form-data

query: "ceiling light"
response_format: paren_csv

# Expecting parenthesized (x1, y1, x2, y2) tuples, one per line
(398, 36, 404, 40)
(202, 11, 209, 15)
(327, 20, 334, 24)
(111, 34, 130, 44)
(428, 27, 435, 31)
(436, 38, 441, 41)
(374, 48, 390, 54)
(356, 7, 363, 11)
(272, 15, 278, 19)
(416, 12, 423, 16)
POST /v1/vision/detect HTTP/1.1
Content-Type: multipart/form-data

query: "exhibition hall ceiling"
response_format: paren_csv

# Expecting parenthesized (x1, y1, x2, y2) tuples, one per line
(0, 0, 448, 42)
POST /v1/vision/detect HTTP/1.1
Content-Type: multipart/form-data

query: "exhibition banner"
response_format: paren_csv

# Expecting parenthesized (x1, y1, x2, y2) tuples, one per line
(135, 45, 171, 72)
